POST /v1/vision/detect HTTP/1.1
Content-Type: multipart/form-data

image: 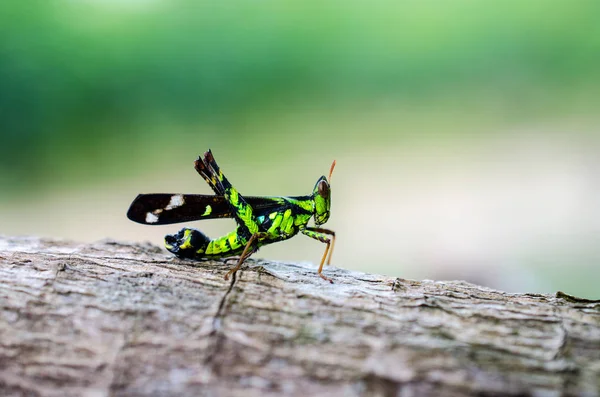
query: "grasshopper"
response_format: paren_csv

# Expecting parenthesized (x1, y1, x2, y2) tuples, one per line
(127, 150, 337, 282)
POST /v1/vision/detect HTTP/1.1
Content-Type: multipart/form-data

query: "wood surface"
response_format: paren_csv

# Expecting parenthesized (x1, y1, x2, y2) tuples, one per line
(0, 236, 599, 396)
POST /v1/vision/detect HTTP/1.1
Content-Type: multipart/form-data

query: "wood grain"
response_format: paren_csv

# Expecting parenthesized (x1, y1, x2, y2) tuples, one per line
(0, 236, 599, 397)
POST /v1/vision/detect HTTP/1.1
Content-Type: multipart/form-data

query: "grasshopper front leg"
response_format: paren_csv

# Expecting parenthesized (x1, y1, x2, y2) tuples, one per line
(302, 227, 336, 283)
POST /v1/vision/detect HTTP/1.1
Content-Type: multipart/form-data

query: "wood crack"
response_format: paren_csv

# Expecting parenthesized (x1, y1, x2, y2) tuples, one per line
(203, 267, 242, 375)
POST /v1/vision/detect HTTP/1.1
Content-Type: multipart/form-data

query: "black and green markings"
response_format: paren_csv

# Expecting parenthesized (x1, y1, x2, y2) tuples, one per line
(127, 150, 337, 282)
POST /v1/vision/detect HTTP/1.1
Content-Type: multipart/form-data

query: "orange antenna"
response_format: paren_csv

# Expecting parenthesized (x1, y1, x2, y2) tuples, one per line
(328, 160, 337, 182)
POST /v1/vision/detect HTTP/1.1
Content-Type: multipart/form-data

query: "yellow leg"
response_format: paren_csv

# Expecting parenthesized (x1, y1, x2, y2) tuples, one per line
(224, 232, 265, 280)
(325, 231, 336, 265)
(317, 241, 333, 283)
(301, 227, 336, 283)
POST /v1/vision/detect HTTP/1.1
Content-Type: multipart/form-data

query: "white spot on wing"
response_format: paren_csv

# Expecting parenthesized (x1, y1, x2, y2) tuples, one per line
(166, 194, 185, 210)
(146, 212, 159, 223)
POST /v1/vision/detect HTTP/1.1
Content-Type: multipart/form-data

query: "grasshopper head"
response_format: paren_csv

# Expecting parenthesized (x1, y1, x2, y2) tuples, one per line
(313, 176, 331, 225)
(312, 160, 336, 226)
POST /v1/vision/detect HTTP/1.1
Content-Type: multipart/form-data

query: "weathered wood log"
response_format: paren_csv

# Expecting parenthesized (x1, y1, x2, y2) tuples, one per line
(0, 236, 598, 397)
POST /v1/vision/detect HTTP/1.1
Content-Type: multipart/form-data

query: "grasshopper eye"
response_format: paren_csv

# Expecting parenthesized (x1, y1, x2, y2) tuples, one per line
(318, 180, 330, 198)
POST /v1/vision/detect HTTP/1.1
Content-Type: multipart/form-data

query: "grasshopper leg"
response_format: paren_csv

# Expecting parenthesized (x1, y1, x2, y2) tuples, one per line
(203, 150, 261, 238)
(317, 242, 333, 283)
(305, 227, 336, 265)
(224, 232, 267, 281)
(301, 227, 336, 283)
(194, 155, 225, 195)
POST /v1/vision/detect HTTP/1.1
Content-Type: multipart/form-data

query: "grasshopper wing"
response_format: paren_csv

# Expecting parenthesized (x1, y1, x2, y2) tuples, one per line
(127, 194, 288, 225)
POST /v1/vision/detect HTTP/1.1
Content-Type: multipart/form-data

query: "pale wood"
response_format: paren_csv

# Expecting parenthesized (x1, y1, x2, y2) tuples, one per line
(0, 236, 599, 397)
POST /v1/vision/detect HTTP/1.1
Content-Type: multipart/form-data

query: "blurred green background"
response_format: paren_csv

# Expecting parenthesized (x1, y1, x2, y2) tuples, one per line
(1, 0, 599, 297)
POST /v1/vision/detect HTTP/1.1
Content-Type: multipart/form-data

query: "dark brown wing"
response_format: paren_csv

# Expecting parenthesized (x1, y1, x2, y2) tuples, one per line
(126, 194, 288, 225)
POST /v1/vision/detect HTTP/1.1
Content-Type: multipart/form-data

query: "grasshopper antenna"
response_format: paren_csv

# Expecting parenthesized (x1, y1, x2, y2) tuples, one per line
(328, 160, 337, 182)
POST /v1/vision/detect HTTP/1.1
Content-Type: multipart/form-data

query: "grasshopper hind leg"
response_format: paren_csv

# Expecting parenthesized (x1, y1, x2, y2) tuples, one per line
(165, 227, 211, 259)
(224, 232, 267, 280)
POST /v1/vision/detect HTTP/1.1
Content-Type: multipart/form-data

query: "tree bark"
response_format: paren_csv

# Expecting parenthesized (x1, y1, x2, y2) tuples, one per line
(0, 236, 598, 397)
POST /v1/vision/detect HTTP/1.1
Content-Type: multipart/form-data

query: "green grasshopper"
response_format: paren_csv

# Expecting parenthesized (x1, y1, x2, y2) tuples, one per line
(127, 150, 337, 282)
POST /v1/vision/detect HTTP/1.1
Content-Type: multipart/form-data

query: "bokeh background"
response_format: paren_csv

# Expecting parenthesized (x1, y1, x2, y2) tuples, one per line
(1, 0, 599, 297)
